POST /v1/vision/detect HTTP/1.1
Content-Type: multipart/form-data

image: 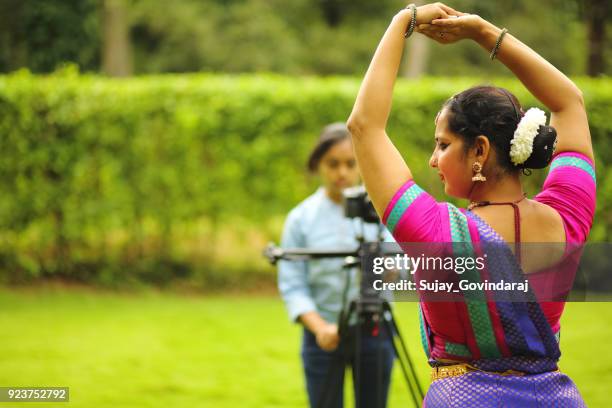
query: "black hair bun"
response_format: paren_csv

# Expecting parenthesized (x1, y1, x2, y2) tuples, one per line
(520, 125, 557, 170)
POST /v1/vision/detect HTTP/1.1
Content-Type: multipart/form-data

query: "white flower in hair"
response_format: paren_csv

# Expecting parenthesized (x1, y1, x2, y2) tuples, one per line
(509, 107, 547, 166)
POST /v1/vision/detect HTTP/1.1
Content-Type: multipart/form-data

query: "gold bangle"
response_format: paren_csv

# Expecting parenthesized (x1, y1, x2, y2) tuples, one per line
(404, 4, 417, 38)
(490, 28, 508, 60)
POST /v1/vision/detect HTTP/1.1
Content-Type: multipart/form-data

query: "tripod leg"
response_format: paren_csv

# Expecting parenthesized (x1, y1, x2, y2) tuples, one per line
(354, 320, 362, 408)
(388, 317, 425, 400)
(381, 303, 425, 406)
(376, 321, 383, 408)
(351, 322, 395, 408)
(381, 317, 422, 408)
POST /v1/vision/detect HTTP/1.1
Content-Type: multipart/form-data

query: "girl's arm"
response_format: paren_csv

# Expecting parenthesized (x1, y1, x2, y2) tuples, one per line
(278, 211, 339, 351)
(347, 3, 458, 218)
(425, 13, 594, 161)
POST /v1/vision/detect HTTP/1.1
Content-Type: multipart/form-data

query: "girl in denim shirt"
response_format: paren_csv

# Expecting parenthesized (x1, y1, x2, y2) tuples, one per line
(278, 123, 395, 408)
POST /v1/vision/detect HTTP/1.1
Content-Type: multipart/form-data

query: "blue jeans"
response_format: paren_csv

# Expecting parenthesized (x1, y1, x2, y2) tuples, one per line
(301, 324, 395, 408)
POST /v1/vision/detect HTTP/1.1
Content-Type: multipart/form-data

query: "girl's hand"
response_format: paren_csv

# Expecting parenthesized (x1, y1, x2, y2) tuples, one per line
(416, 13, 484, 44)
(414, 2, 461, 25)
(316, 323, 340, 351)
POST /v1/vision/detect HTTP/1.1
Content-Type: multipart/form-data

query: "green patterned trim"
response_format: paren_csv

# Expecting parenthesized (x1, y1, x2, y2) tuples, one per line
(549, 156, 596, 183)
(445, 342, 471, 357)
(447, 204, 471, 242)
(554, 330, 560, 343)
(418, 304, 431, 358)
(447, 204, 502, 358)
(386, 184, 425, 233)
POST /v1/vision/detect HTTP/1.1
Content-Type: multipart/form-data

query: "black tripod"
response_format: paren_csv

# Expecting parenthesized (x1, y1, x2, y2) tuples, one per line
(264, 238, 425, 408)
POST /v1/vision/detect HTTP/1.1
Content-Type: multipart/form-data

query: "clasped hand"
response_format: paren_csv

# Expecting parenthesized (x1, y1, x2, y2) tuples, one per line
(412, 2, 484, 43)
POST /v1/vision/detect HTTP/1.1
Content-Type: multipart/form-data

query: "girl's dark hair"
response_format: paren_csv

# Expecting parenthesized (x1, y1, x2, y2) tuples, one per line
(307, 122, 351, 172)
(443, 85, 557, 174)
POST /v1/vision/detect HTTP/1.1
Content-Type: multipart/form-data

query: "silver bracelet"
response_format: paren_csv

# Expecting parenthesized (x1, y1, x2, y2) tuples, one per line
(404, 4, 417, 38)
(490, 28, 508, 60)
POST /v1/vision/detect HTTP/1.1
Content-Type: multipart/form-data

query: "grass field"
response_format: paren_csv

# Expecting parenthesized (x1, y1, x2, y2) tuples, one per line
(0, 286, 611, 407)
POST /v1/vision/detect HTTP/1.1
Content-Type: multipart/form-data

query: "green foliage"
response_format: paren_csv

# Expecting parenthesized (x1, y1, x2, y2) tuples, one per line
(0, 0, 100, 72)
(3, 0, 610, 76)
(127, 0, 608, 76)
(128, 0, 401, 75)
(0, 72, 610, 285)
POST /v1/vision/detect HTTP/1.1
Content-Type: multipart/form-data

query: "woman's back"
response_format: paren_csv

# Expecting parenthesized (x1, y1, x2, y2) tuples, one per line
(473, 200, 564, 244)
(473, 199, 565, 273)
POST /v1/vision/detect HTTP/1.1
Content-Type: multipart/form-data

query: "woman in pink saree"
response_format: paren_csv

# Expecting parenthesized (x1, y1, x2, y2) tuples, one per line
(347, 3, 595, 407)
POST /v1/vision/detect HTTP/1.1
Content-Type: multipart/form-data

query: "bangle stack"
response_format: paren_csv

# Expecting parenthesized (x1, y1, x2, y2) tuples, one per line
(490, 28, 508, 60)
(404, 4, 417, 38)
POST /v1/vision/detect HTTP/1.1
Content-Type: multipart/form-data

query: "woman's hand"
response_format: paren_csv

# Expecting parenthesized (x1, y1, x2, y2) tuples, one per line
(416, 12, 484, 44)
(415, 3, 593, 160)
(315, 323, 340, 351)
(413, 2, 461, 25)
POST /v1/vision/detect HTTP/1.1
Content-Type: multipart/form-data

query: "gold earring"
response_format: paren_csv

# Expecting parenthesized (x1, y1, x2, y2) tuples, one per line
(472, 162, 486, 182)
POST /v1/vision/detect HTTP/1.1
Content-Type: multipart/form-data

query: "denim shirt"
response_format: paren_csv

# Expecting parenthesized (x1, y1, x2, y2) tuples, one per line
(278, 187, 393, 324)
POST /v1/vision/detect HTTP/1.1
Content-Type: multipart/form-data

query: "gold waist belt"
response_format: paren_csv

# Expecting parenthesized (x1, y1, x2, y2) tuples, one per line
(431, 363, 528, 382)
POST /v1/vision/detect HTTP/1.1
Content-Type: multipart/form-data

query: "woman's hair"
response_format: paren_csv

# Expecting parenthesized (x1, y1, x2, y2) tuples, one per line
(307, 122, 351, 172)
(442, 85, 557, 174)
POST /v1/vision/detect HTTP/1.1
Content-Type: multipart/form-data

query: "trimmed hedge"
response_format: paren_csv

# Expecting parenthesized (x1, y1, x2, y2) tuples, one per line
(0, 70, 610, 286)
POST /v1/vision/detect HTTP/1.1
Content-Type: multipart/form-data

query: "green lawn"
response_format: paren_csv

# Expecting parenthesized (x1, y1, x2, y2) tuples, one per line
(0, 287, 610, 407)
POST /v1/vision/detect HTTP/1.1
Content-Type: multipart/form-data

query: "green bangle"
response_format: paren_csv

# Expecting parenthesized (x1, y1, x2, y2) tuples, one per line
(490, 28, 508, 60)
(404, 4, 417, 38)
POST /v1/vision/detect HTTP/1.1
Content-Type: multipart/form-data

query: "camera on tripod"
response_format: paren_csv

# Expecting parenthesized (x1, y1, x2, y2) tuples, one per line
(343, 185, 380, 224)
(263, 185, 424, 408)
(343, 185, 393, 308)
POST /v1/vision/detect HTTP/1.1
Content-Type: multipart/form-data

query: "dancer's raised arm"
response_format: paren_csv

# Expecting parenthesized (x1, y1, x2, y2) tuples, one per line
(347, 3, 460, 217)
(419, 10, 594, 161)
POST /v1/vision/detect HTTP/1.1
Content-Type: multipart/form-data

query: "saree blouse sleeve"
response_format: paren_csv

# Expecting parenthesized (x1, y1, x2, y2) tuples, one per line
(534, 152, 597, 243)
(381, 180, 448, 243)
